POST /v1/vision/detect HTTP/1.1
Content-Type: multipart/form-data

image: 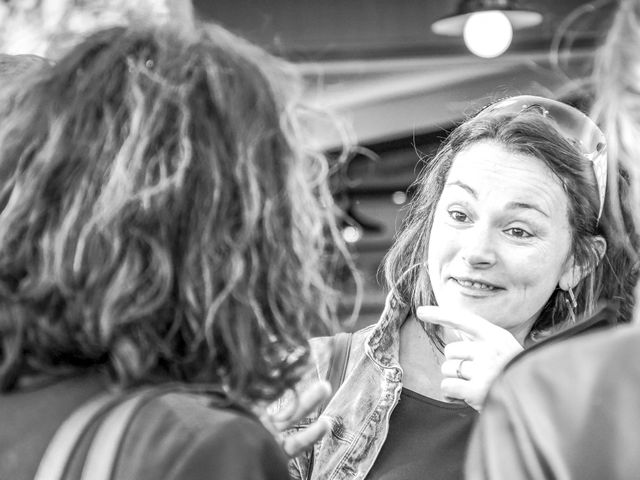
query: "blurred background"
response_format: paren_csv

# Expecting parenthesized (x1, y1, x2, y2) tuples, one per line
(0, 0, 619, 330)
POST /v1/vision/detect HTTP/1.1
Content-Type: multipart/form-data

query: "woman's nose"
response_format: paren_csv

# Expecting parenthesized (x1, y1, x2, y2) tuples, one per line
(459, 226, 497, 268)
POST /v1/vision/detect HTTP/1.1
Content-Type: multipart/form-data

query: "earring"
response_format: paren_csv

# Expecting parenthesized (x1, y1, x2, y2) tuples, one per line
(566, 287, 577, 323)
(567, 287, 577, 309)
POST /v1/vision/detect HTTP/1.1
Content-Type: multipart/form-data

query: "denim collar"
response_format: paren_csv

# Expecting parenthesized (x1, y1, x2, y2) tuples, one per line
(364, 292, 410, 370)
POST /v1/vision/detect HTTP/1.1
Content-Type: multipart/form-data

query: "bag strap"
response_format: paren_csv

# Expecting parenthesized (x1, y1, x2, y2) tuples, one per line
(319, 331, 353, 413)
(304, 332, 353, 480)
(34, 392, 116, 480)
(34, 384, 205, 480)
(79, 389, 158, 480)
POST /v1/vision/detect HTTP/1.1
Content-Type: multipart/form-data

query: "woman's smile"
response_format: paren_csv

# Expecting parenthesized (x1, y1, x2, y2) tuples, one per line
(450, 276, 503, 294)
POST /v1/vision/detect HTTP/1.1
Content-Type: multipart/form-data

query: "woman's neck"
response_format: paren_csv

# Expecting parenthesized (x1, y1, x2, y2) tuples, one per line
(399, 316, 450, 401)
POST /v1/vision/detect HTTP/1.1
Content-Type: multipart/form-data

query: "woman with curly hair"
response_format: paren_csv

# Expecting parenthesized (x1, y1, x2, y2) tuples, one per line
(0, 21, 354, 480)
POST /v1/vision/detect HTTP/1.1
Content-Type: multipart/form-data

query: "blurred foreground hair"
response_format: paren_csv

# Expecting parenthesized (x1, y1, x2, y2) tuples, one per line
(0, 24, 355, 403)
(0, 53, 49, 81)
(591, 0, 640, 320)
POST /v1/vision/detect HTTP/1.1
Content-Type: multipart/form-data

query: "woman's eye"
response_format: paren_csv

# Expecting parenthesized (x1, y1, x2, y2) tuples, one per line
(448, 210, 468, 222)
(505, 227, 533, 238)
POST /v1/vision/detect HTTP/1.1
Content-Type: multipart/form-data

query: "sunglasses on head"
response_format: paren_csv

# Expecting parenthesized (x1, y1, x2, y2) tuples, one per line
(475, 95, 607, 222)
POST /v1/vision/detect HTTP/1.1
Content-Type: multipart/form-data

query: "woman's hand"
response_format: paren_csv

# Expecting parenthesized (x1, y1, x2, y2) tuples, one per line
(262, 380, 333, 458)
(416, 306, 524, 411)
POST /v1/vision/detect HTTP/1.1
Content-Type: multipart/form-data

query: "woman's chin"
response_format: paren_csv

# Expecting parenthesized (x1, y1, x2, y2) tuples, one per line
(437, 297, 522, 330)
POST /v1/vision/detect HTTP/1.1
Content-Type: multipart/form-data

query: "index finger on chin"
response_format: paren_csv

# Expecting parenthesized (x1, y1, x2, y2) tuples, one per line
(416, 305, 494, 341)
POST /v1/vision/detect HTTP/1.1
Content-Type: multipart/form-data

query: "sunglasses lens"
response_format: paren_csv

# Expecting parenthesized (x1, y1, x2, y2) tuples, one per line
(476, 95, 608, 221)
(478, 95, 606, 158)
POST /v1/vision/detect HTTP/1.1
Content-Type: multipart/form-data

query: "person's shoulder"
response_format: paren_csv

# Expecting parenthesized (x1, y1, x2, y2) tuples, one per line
(482, 324, 640, 479)
(309, 325, 372, 349)
(117, 391, 287, 480)
(503, 323, 640, 388)
(143, 391, 270, 442)
(308, 325, 372, 373)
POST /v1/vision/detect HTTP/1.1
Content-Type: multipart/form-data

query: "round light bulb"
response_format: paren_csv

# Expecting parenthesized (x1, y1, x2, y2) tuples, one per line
(391, 191, 407, 205)
(341, 225, 362, 243)
(463, 11, 513, 58)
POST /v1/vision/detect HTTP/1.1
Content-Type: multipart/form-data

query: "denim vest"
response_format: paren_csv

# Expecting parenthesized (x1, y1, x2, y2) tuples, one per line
(285, 293, 409, 480)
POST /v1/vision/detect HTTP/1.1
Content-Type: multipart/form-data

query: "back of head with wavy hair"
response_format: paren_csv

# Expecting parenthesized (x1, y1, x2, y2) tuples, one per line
(0, 24, 353, 403)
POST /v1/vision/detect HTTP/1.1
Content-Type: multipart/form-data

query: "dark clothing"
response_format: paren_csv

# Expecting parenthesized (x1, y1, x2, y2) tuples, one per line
(466, 323, 640, 480)
(0, 374, 289, 480)
(366, 388, 476, 480)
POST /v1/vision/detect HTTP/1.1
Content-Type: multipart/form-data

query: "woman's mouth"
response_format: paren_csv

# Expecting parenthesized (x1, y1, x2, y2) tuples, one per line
(453, 278, 501, 291)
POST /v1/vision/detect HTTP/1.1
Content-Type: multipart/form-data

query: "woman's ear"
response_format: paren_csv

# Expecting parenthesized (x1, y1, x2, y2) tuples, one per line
(559, 235, 607, 290)
(592, 235, 607, 263)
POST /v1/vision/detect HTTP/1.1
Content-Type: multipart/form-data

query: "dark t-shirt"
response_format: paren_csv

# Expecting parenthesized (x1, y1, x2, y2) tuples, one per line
(366, 388, 477, 480)
(0, 374, 289, 480)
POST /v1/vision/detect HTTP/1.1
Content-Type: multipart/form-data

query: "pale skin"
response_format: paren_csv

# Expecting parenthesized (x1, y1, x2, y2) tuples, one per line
(401, 141, 605, 410)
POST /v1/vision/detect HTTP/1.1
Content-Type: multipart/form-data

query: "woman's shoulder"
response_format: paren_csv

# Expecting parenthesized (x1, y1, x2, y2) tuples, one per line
(308, 325, 374, 375)
(499, 323, 640, 400)
(142, 391, 260, 429)
(117, 391, 288, 480)
(480, 324, 640, 478)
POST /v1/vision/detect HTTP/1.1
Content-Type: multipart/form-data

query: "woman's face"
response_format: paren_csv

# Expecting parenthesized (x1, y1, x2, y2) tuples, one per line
(427, 141, 575, 341)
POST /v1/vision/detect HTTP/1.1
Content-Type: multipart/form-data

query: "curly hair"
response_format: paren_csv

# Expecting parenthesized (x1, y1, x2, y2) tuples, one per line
(384, 107, 625, 346)
(0, 24, 355, 403)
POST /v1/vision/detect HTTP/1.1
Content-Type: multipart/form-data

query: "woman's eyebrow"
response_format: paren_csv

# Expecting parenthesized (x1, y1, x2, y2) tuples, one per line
(504, 201, 550, 218)
(446, 180, 550, 218)
(445, 180, 477, 198)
